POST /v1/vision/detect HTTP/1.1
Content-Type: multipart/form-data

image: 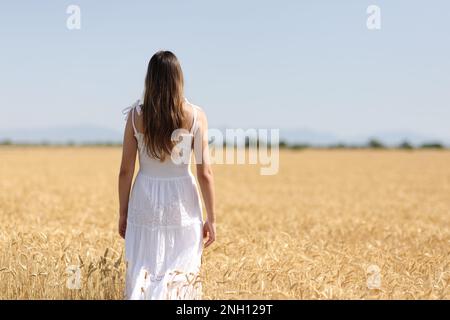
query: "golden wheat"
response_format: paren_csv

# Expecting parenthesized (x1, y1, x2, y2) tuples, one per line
(0, 147, 449, 299)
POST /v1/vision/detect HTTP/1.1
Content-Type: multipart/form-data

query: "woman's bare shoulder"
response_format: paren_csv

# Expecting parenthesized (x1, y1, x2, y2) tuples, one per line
(189, 102, 206, 119)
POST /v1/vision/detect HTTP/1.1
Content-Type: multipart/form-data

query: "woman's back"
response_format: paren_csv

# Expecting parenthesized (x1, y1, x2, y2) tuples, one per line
(129, 98, 200, 178)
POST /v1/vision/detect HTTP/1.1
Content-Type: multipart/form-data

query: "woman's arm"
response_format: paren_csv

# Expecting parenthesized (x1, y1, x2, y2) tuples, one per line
(194, 110, 216, 247)
(118, 112, 137, 238)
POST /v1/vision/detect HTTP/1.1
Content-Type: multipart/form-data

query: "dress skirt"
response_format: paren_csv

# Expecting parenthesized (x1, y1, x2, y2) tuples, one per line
(124, 172, 203, 300)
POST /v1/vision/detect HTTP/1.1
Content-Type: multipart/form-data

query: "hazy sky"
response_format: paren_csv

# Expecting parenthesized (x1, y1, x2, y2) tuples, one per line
(1, 1, 449, 139)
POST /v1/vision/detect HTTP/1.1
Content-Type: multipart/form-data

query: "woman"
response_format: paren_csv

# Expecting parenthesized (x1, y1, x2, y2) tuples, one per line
(118, 51, 216, 300)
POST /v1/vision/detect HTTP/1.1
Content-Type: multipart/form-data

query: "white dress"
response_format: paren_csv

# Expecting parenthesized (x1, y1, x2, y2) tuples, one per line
(123, 99, 203, 300)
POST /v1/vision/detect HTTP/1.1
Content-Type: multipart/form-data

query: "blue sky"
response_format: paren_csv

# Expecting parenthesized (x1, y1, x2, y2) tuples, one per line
(1, 1, 449, 141)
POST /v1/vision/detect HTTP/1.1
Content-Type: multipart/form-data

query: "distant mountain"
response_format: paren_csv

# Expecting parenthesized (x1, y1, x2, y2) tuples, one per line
(337, 131, 447, 147)
(206, 127, 448, 147)
(0, 125, 122, 144)
(0, 125, 447, 146)
(280, 128, 448, 147)
(279, 128, 340, 146)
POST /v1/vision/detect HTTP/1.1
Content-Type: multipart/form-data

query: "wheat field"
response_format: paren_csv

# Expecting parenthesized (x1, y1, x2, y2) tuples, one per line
(0, 147, 449, 299)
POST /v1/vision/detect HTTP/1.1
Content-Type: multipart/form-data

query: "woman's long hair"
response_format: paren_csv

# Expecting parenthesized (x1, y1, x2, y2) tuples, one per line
(141, 51, 187, 161)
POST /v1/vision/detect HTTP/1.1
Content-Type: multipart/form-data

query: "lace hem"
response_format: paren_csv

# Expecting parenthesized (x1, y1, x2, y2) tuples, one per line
(126, 267, 202, 300)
